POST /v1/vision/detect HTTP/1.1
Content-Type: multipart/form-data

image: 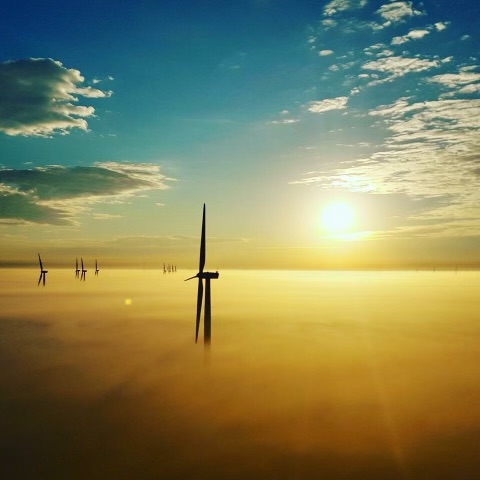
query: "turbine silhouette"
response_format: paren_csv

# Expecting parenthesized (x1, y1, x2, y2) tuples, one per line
(185, 204, 219, 344)
(81, 257, 87, 281)
(38, 254, 48, 286)
(75, 257, 80, 279)
(95, 259, 99, 276)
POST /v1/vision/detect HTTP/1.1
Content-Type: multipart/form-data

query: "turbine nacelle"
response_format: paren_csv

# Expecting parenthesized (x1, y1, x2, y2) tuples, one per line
(185, 271, 219, 282)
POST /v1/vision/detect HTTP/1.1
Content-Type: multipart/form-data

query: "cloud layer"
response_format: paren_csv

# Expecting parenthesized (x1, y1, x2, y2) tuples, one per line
(0, 163, 171, 225)
(290, 0, 480, 238)
(0, 58, 111, 137)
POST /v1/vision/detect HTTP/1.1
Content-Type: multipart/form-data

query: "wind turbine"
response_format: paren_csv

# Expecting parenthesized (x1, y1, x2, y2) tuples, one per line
(95, 259, 99, 276)
(38, 254, 48, 286)
(81, 257, 87, 281)
(185, 204, 219, 344)
(75, 258, 80, 279)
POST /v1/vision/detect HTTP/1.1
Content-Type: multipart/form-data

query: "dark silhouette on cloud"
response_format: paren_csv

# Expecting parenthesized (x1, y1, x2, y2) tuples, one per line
(75, 258, 80, 279)
(185, 204, 219, 345)
(37, 253, 47, 286)
(81, 258, 87, 281)
(95, 259, 99, 276)
(0, 58, 111, 137)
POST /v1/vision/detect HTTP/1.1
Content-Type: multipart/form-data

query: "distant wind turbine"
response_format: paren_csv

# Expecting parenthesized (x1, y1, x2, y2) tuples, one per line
(38, 254, 48, 286)
(81, 257, 87, 281)
(95, 259, 99, 276)
(185, 204, 219, 344)
(75, 258, 80, 279)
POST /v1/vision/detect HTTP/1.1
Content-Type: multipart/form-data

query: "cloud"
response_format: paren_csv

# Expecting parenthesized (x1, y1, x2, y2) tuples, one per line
(306, 97, 349, 113)
(362, 56, 442, 85)
(391, 29, 431, 45)
(0, 163, 172, 225)
(434, 21, 450, 31)
(319, 50, 334, 56)
(0, 58, 112, 137)
(0, 187, 69, 225)
(269, 118, 300, 125)
(323, 0, 368, 16)
(92, 213, 123, 220)
(427, 72, 480, 94)
(291, 93, 480, 237)
(376, 1, 424, 25)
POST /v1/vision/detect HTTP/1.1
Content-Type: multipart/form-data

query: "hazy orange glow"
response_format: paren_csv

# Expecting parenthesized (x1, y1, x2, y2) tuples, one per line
(1, 268, 480, 478)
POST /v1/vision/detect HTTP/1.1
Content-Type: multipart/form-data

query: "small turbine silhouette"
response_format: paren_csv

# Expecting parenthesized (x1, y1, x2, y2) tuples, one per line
(95, 259, 99, 276)
(185, 204, 219, 344)
(38, 254, 48, 286)
(81, 257, 87, 281)
(75, 257, 80, 279)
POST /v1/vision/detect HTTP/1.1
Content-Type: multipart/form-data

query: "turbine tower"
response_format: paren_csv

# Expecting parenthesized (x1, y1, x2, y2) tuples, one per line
(185, 204, 219, 344)
(81, 257, 87, 281)
(75, 258, 80, 279)
(95, 259, 99, 276)
(38, 254, 48, 286)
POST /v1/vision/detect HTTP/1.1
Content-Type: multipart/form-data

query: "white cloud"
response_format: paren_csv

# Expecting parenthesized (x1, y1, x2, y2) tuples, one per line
(306, 97, 349, 113)
(427, 72, 480, 89)
(391, 29, 430, 45)
(269, 118, 300, 125)
(376, 1, 424, 25)
(319, 50, 334, 56)
(434, 21, 450, 31)
(362, 56, 441, 85)
(323, 0, 368, 16)
(0, 58, 112, 137)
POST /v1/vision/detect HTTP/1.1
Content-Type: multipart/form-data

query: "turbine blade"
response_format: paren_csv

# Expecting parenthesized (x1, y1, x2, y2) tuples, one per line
(184, 275, 198, 282)
(38, 273, 42, 286)
(81, 257, 84, 269)
(38, 253, 43, 270)
(199, 204, 206, 273)
(76, 258, 78, 269)
(195, 278, 203, 343)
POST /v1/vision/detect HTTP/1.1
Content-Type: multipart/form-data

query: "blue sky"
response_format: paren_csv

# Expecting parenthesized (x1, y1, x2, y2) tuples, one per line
(1, 0, 479, 268)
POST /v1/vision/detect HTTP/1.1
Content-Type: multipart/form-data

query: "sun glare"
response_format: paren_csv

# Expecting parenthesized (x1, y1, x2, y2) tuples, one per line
(321, 202, 354, 233)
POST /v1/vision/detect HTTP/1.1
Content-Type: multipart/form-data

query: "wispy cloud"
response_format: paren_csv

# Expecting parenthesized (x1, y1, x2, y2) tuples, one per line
(0, 163, 172, 225)
(292, 97, 480, 237)
(0, 58, 112, 137)
(362, 55, 443, 85)
(427, 71, 480, 95)
(306, 97, 349, 113)
(323, 0, 369, 17)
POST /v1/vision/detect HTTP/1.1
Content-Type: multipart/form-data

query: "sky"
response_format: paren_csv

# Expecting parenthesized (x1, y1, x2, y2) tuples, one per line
(1, 0, 479, 269)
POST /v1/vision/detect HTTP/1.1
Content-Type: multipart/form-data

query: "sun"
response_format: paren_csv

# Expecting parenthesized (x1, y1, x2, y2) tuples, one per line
(321, 201, 355, 233)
